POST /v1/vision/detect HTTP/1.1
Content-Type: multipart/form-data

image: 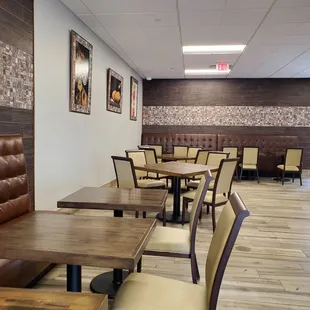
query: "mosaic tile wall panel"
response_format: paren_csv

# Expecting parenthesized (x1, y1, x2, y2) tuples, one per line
(143, 106, 310, 127)
(0, 40, 33, 110)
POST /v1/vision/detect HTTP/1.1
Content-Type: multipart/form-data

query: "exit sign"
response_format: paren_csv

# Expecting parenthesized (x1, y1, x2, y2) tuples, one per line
(216, 63, 229, 71)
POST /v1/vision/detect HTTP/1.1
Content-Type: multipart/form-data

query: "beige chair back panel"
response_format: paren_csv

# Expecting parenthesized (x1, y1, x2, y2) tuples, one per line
(189, 175, 207, 233)
(127, 151, 147, 178)
(187, 147, 201, 163)
(286, 149, 302, 167)
(114, 160, 136, 189)
(196, 150, 209, 165)
(243, 148, 258, 165)
(144, 149, 157, 165)
(174, 146, 188, 157)
(215, 160, 237, 195)
(207, 153, 229, 178)
(151, 145, 163, 157)
(223, 147, 238, 158)
(205, 201, 236, 305)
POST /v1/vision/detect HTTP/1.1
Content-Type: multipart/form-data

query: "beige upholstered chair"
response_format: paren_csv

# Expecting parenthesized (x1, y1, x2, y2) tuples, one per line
(112, 156, 165, 218)
(187, 151, 229, 191)
(113, 193, 249, 310)
(139, 172, 213, 284)
(239, 147, 259, 183)
(183, 158, 238, 231)
(223, 146, 239, 180)
(173, 145, 188, 162)
(277, 148, 303, 186)
(125, 150, 148, 179)
(149, 144, 163, 163)
(187, 147, 201, 163)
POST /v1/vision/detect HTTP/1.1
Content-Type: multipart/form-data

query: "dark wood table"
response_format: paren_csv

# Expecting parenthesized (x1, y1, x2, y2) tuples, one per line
(136, 162, 217, 224)
(159, 153, 196, 161)
(0, 288, 108, 310)
(0, 212, 155, 297)
(58, 187, 167, 297)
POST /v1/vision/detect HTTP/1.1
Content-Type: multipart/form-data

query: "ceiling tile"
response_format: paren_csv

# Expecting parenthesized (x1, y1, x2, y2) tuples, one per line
(264, 7, 310, 24)
(294, 67, 310, 77)
(61, 0, 90, 14)
(275, 0, 310, 7)
(78, 14, 102, 28)
(225, 0, 275, 10)
(179, 10, 222, 27)
(81, 0, 177, 14)
(256, 22, 303, 36)
(178, 0, 226, 11)
(96, 12, 178, 28)
(296, 23, 310, 35)
(184, 54, 239, 68)
(221, 9, 268, 25)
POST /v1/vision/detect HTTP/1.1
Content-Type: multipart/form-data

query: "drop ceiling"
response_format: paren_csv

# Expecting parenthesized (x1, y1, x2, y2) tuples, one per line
(60, 0, 310, 78)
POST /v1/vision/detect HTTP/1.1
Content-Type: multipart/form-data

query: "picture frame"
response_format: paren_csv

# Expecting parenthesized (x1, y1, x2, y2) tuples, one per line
(107, 68, 123, 114)
(130, 77, 138, 121)
(70, 30, 93, 115)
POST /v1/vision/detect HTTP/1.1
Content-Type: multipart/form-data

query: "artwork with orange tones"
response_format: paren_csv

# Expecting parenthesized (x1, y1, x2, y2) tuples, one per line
(107, 68, 123, 114)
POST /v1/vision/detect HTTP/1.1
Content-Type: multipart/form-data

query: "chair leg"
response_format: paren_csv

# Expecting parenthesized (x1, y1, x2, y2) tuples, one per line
(163, 205, 166, 227)
(182, 198, 188, 226)
(239, 168, 243, 182)
(212, 205, 216, 233)
(293, 174, 295, 183)
(206, 205, 210, 215)
(166, 178, 168, 188)
(137, 257, 142, 273)
(276, 169, 279, 182)
(235, 167, 239, 182)
(256, 169, 260, 184)
(194, 254, 200, 281)
(143, 211, 146, 218)
(135, 211, 139, 218)
(300, 173, 303, 186)
(199, 208, 202, 221)
(282, 171, 285, 186)
(190, 255, 198, 284)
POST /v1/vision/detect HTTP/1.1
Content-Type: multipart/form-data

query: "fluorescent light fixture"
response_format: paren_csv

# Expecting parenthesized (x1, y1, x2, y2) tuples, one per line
(183, 45, 246, 55)
(185, 69, 230, 75)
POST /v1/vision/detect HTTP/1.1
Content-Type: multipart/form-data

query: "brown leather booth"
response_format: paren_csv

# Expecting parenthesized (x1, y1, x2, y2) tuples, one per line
(142, 133, 299, 175)
(0, 135, 50, 288)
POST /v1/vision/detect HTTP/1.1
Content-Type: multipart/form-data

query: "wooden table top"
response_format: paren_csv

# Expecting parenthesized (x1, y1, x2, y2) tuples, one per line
(159, 153, 196, 161)
(57, 187, 168, 212)
(135, 162, 217, 177)
(0, 288, 108, 310)
(0, 211, 156, 270)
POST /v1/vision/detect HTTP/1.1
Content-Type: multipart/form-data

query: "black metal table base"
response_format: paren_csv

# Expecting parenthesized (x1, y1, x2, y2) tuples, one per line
(157, 211, 190, 224)
(273, 177, 291, 183)
(67, 264, 81, 292)
(90, 270, 129, 298)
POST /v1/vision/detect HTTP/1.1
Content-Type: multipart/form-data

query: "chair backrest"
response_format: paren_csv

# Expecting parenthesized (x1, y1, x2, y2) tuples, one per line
(148, 144, 163, 158)
(206, 193, 249, 310)
(285, 148, 303, 168)
(213, 159, 238, 197)
(187, 147, 201, 163)
(207, 152, 229, 167)
(0, 135, 31, 225)
(138, 145, 150, 149)
(125, 150, 147, 178)
(112, 156, 137, 189)
(242, 147, 259, 165)
(195, 150, 209, 165)
(138, 147, 157, 165)
(222, 147, 238, 159)
(189, 171, 214, 234)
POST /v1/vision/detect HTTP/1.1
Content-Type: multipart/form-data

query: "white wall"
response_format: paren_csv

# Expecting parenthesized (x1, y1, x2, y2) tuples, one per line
(34, 0, 143, 210)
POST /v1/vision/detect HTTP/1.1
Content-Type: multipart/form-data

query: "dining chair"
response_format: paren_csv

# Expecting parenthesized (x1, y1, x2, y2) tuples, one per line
(223, 146, 239, 180)
(112, 156, 165, 219)
(138, 147, 169, 186)
(187, 147, 201, 163)
(138, 171, 214, 284)
(183, 158, 238, 231)
(148, 144, 163, 162)
(239, 147, 259, 183)
(187, 151, 229, 191)
(125, 150, 148, 179)
(277, 148, 303, 186)
(113, 193, 249, 310)
(173, 145, 189, 162)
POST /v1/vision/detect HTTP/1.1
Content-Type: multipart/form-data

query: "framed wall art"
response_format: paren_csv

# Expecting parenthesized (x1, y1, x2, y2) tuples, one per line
(70, 30, 93, 115)
(130, 77, 138, 121)
(107, 68, 123, 114)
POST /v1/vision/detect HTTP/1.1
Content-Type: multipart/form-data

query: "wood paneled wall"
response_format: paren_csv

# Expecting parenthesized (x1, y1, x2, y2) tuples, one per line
(0, 0, 34, 208)
(143, 79, 310, 168)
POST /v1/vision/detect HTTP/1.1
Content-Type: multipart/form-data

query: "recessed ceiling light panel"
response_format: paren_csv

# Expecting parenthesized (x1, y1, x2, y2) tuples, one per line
(183, 45, 246, 55)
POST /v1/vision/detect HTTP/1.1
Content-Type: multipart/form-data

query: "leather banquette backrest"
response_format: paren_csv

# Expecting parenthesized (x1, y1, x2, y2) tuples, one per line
(0, 135, 31, 225)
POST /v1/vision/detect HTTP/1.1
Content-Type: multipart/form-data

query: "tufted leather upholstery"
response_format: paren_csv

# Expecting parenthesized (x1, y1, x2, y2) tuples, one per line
(142, 133, 217, 153)
(0, 135, 49, 288)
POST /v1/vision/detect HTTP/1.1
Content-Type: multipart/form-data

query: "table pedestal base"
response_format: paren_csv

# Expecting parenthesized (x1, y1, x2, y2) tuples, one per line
(273, 177, 291, 183)
(90, 270, 129, 298)
(157, 211, 190, 224)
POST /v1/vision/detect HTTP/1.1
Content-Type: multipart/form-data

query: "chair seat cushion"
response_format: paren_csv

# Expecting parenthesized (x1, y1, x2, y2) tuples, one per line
(145, 226, 190, 255)
(113, 272, 207, 310)
(239, 164, 257, 170)
(187, 180, 214, 190)
(137, 179, 165, 188)
(183, 190, 227, 205)
(277, 164, 299, 172)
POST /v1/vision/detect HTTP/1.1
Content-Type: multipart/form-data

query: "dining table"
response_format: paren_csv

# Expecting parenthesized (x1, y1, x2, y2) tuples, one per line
(0, 211, 155, 297)
(135, 162, 217, 224)
(57, 186, 167, 297)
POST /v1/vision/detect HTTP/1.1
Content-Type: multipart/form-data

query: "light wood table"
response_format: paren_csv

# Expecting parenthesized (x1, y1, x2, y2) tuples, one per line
(57, 187, 167, 297)
(0, 288, 108, 310)
(0, 212, 155, 297)
(159, 153, 196, 161)
(136, 162, 217, 224)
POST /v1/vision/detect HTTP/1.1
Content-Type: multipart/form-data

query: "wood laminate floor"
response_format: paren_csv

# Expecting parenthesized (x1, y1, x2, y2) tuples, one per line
(35, 177, 310, 309)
